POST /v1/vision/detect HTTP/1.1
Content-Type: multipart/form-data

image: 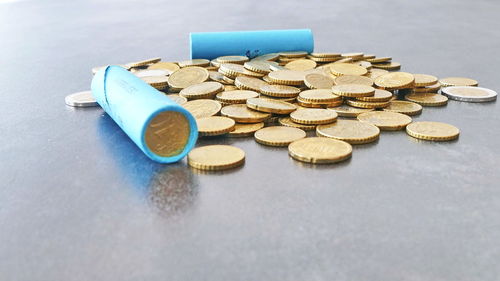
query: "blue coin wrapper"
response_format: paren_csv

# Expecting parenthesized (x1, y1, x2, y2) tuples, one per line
(91, 66, 198, 163)
(190, 29, 314, 60)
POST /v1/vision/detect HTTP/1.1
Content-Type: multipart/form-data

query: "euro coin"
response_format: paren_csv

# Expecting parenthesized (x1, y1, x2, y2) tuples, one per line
(228, 122, 265, 137)
(187, 145, 245, 171)
(299, 89, 341, 103)
(278, 117, 317, 131)
(268, 70, 306, 85)
(357, 111, 412, 131)
(404, 92, 448, 106)
(259, 84, 301, 98)
(126, 57, 161, 68)
(243, 60, 274, 74)
(288, 137, 352, 164)
(406, 121, 459, 141)
(216, 55, 249, 64)
(304, 73, 335, 89)
(246, 97, 297, 114)
(290, 108, 337, 125)
(178, 59, 210, 67)
(284, 59, 317, 71)
(329, 63, 368, 76)
(147, 62, 180, 74)
(383, 100, 423, 116)
(413, 74, 438, 87)
(374, 72, 415, 90)
(355, 89, 392, 102)
(414, 82, 441, 93)
(327, 105, 374, 118)
(179, 81, 224, 99)
(316, 119, 380, 144)
(346, 99, 390, 109)
(441, 86, 497, 102)
(331, 84, 375, 97)
(65, 91, 98, 107)
(334, 75, 373, 86)
(168, 67, 209, 91)
(182, 99, 221, 119)
(220, 104, 271, 123)
(234, 76, 269, 92)
(439, 77, 478, 87)
(216, 90, 259, 104)
(254, 126, 306, 146)
(196, 116, 235, 136)
(372, 61, 401, 70)
(166, 94, 187, 105)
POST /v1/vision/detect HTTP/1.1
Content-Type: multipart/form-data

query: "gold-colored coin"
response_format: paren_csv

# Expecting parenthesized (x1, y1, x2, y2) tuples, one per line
(187, 145, 245, 171)
(216, 55, 249, 64)
(331, 84, 375, 97)
(243, 60, 275, 74)
(196, 116, 235, 136)
(365, 57, 391, 63)
(208, 71, 229, 84)
(288, 137, 352, 164)
(413, 74, 438, 87)
(329, 63, 368, 76)
(355, 89, 393, 102)
(404, 93, 448, 106)
(316, 119, 380, 144)
(141, 76, 169, 89)
(299, 89, 341, 103)
(224, 85, 238, 91)
(290, 108, 337, 125)
(341, 52, 364, 60)
(253, 53, 280, 61)
(307, 55, 342, 63)
(328, 105, 374, 117)
(414, 82, 441, 93)
(219, 63, 263, 78)
(355, 61, 372, 70)
(372, 61, 401, 70)
(279, 51, 308, 58)
(261, 95, 297, 103)
(179, 81, 224, 99)
(168, 67, 209, 91)
(367, 68, 389, 79)
(267, 70, 306, 85)
(234, 76, 268, 92)
(220, 104, 271, 123)
(304, 73, 334, 89)
(222, 75, 235, 84)
(259, 84, 301, 98)
(334, 75, 373, 86)
(362, 54, 376, 60)
(357, 111, 412, 131)
(278, 117, 316, 131)
(216, 90, 259, 104)
(254, 126, 306, 147)
(406, 121, 459, 141)
(228, 122, 265, 137)
(346, 99, 390, 109)
(284, 59, 317, 71)
(182, 99, 222, 119)
(144, 111, 189, 157)
(296, 98, 342, 108)
(147, 62, 180, 74)
(166, 94, 187, 105)
(178, 59, 210, 68)
(126, 57, 161, 68)
(310, 52, 341, 58)
(383, 100, 423, 116)
(374, 72, 415, 90)
(246, 97, 297, 114)
(333, 58, 353, 64)
(439, 77, 478, 87)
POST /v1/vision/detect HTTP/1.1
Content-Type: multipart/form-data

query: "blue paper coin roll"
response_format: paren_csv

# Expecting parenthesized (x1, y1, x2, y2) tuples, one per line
(91, 66, 198, 163)
(190, 29, 314, 60)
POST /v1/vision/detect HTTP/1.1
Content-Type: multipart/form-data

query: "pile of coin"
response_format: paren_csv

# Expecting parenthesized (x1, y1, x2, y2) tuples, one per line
(69, 51, 497, 170)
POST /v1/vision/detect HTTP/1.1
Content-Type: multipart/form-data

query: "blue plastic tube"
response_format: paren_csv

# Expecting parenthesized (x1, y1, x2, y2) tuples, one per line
(190, 29, 314, 60)
(91, 66, 198, 163)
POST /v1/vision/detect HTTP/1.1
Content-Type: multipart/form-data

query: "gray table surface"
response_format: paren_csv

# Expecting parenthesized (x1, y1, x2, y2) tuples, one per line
(1, 0, 500, 280)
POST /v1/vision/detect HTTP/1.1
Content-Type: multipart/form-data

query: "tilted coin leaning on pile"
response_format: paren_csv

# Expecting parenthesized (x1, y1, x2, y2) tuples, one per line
(81, 52, 497, 170)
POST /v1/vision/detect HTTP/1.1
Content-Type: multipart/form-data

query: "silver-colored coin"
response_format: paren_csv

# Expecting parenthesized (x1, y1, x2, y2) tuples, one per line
(65, 91, 98, 107)
(441, 86, 497, 102)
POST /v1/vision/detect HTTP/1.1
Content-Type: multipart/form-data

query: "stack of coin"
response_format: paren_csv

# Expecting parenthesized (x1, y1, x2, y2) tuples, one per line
(75, 50, 498, 170)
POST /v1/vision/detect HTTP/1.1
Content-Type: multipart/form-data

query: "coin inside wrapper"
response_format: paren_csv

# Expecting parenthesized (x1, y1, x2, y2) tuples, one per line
(91, 66, 198, 163)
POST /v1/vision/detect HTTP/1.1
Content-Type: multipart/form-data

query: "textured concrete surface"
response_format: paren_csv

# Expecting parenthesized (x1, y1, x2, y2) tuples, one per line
(1, 0, 499, 280)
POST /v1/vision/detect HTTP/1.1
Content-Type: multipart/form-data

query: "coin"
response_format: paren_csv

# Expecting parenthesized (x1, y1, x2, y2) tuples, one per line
(254, 126, 306, 146)
(65, 91, 98, 107)
(253, 53, 280, 61)
(413, 74, 438, 87)
(187, 145, 245, 170)
(372, 61, 401, 70)
(278, 117, 317, 131)
(126, 57, 161, 68)
(259, 84, 301, 98)
(374, 72, 415, 90)
(316, 119, 380, 144)
(179, 81, 224, 99)
(246, 97, 297, 114)
(166, 94, 187, 105)
(208, 71, 229, 84)
(290, 108, 338, 125)
(439, 77, 478, 87)
(141, 76, 169, 89)
(216, 90, 259, 104)
(196, 116, 235, 136)
(357, 111, 412, 130)
(134, 69, 169, 77)
(304, 73, 335, 89)
(404, 92, 448, 106)
(268, 70, 306, 85)
(284, 59, 317, 71)
(296, 97, 342, 108)
(182, 99, 221, 119)
(220, 104, 271, 123)
(307, 55, 342, 63)
(346, 99, 390, 109)
(228, 122, 265, 137)
(406, 121, 459, 141)
(331, 84, 375, 97)
(329, 63, 368, 76)
(144, 111, 189, 157)
(299, 89, 341, 103)
(288, 137, 352, 164)
(147, 62, 180, 74)
(367, 69, 389, 79)
(219, 63, 263, 78)
(243, 60, 274, 74)
(341, 52, 364, 60)
(279, 51, 308, 58)
(334, 75, 373, 86)
(414, 82, 441, 93)
(328, 105, 374, 118)
(168, 67, 209, 91)
(310, 52, 341, 58)
(234, 76, 268, 92)
(366, 57, 391, 63)
(355, 89, 393, 102)
(383, 100, 423, 116)
(441, 86, 497, 102)
(178, 59, 210, 67)
(216, 55, 249, 64)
